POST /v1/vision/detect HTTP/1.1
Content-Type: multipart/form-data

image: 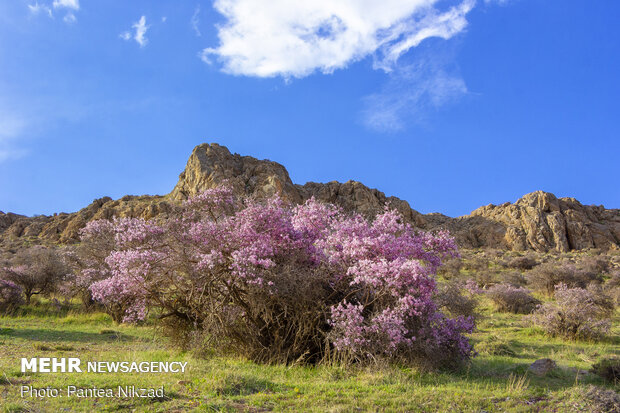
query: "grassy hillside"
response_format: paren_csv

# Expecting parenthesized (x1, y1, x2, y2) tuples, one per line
(1, 297, 618, 412)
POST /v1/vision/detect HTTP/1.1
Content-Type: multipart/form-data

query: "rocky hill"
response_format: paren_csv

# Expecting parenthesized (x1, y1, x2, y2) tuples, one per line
(1, 143, 618, 252)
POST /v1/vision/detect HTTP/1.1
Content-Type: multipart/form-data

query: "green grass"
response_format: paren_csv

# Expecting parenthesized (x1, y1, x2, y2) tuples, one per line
(0, 299, 618, 412)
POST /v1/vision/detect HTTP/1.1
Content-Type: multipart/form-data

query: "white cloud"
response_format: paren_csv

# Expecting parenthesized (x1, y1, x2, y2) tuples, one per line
(63, 12, 76, 23)
(121, 16, 150, 47)
(52, 0, 79, 10)
(0, 114, 27, 163)
(362, 55, 468, 132)
(191, 5, 201, 36)
(28, 2, 52, 18)
(162, 16, 167, 23)
(202, 0, 475, 78)
(31, 0, 79, 22)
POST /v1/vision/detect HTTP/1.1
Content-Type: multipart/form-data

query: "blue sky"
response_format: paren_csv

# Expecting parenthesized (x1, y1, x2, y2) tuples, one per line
(0, 0, 618, 218)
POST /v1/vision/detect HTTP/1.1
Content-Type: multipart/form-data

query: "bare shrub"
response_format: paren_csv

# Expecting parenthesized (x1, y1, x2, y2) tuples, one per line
(473, 271, 500, 289)
(482, 249, 504, 259)
(462, 255, 489, 272)
(577, 256, 610, 276)
(0, 279, 24, 314)
(526, 261, 601, 296)
(586, 283, 615, 314)
(530, 284, 612, 340)
(502, 271, 528, 287)
(486, 284, 540, 314)
(2, 246, 69, 304)
(437, 257, 462, 279)
(505, 255, 539, 271)
(604, 270, 620, 306)
(434, 280, 480, 320)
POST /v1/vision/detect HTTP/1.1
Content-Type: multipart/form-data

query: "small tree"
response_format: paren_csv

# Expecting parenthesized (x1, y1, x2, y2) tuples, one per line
(69, 220, 117, 308)
(3, 246, 69, 304)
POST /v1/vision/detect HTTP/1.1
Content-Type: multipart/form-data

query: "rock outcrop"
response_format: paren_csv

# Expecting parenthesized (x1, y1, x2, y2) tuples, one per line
(1, 143, 618, 252)
(443, 191, 620, 252)
(170, 143, 302, 204)
(0, 195, 172, 247)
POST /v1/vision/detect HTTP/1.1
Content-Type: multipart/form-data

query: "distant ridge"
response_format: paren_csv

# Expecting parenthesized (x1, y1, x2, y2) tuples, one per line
(2, 143, 618, 252)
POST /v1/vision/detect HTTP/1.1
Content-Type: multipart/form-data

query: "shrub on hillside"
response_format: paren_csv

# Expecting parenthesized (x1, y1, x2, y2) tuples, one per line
(577, 256, 610, 276)
(486, 284, 540, 314)
(82, 187, 475, 369)
(585, 283, 615, 314)
(434, 280, 480, 320)
(604, 270, 620, 306)
(2, 246, 69, 304)
(462, 256, 489, 272)
(505, 255, 539, 271)
(530, 284, 612, 340)
(501, 271, 528, 287)
(0, 279, 24, 314)
(526, 261, 601, 296)
(473, 270, 500, 289)
(437, 257, 462, 279)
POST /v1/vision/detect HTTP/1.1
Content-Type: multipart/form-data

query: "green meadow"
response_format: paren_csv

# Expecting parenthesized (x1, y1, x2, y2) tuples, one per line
(1, 297, 618, 412)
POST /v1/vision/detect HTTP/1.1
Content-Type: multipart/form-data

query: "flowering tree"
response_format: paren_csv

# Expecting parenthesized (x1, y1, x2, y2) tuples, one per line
(82, 186, 475, 367)
(2, 246, 69, 304)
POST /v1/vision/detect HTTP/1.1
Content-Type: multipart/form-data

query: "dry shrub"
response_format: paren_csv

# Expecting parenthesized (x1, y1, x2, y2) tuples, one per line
(463, 255, 490, 272)
(502, 271, 528, 287)
(604, 270, 620, 306)
(473, 271, 500, 289)
(434, 280, 480, 320)
(586, 283, 615, 314)
(577, 256, 610, 276)
(486, 284, 540, 314)
(527, 261, 602, 296)
(437, 257, 463, 279)
(530, 284, 612, 340)
(2, 246, 69, 304)
(505, 255, 539, 271)
(482, 249, 504, 259)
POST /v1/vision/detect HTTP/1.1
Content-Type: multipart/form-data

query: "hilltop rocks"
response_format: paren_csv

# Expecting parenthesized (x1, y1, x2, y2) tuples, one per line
(165, 144, 620, 252)
(1, 143, 618, 252)
(170, 143, 302, 204)
(456, 191, 620, 251)
(0, 195, 172, 245)
(169, 143, 426, 226)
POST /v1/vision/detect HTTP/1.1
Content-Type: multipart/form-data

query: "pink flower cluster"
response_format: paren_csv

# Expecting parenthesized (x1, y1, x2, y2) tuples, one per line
(81, 187, 474, 365)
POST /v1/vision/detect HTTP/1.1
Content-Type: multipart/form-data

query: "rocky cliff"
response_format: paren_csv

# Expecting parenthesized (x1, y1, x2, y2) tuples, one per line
(2, 143, 618, 252)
